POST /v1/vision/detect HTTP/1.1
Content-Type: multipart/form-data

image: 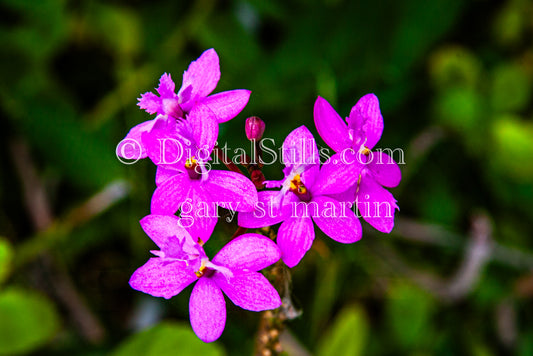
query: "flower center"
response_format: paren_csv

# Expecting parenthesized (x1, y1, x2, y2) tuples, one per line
(289, 174, 312, 202)
(195, 261, 215, 278)
(359, 146, 371, 156)
(185, 157, 201, 180)
(162, 98, 184, 119)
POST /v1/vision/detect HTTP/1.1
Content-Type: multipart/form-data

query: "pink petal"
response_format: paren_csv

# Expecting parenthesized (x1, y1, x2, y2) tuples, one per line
(156, 73, 176, 98)
(277, 215, 315, 268)
(282, 126, 320, 169)
(326, 183, 357, 204)
(313, 96, 351, 153)
(212, 233, 280, 271)
(347, 94, 383, 150)
(187, 103, 219, 155)
(311, 153, 362, 195)
(367, 151, 401, 188)
(129, 258, 197, 299)
(202, 170, 258, 212)
(139, 214, 191, 249)
(117, 116, 167, 159)
(179, 48, 220, 107)
(150, 174, 192, 215)
(142, 127, 188, 168)
(137, 92, 161, 115)
(201, 90, 251, 123)
(301, 164, 320, 188)
(182, 185, 218, 243)
(312, 196, 362, 243)
(238, 191, 287, 228)
(214, 272, 281, 311)
(189, 277, 226, 343)
(155, 166, 181, 186)
(356, 175, 399, 233)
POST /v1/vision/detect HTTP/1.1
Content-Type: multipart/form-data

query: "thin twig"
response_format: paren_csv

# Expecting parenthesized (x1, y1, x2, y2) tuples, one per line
(9, 138, 119, 343)
(213, 145, 245, 175)
(394, 217, 533, 270)
(376, 213, 493, 302)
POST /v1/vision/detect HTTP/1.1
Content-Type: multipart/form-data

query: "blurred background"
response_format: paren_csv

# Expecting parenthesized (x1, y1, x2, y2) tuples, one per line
(1, 0, 533, 355)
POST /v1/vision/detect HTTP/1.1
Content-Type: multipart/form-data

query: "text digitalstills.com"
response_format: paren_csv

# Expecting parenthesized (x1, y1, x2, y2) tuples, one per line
(116, 136, 406, 171)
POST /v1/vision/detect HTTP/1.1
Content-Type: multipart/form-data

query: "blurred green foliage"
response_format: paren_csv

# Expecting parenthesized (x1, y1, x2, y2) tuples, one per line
(0, 0, 533, 355)
(111, 322, 225, 356)
(0, 288, 60, 355)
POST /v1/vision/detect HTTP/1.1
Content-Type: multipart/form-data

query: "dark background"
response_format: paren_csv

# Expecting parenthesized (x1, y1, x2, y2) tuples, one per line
(1, 0, 533, 355)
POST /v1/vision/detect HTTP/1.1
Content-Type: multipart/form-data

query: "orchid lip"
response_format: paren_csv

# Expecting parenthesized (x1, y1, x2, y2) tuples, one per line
(185, 157, 202, 180)
(195, 264, 215, 278)
(289, 174, 312, 202)
(162, 98, 184, 119)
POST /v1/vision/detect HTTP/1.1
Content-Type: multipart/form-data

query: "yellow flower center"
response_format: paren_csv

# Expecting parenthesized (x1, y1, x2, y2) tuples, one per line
(359, 146, 371, 156)
(185, 156, 198, 169)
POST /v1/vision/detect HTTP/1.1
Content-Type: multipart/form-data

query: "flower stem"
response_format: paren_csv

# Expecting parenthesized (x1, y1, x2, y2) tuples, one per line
(213, 145, 245, 175)
(255, 257, 301, 356)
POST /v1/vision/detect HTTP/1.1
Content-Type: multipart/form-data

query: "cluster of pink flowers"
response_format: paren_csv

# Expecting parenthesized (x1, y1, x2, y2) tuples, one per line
(118, 49, 401, 342)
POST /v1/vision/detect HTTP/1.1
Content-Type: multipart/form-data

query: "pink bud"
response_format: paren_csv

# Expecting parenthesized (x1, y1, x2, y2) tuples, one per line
(245, 116, 265, 140)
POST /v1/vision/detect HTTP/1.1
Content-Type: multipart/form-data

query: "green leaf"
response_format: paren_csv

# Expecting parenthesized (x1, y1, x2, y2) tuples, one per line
(0, 0, 68, 60)
(310, 258, 340, 341)
(0, 288, 60, 355)
(490, 64, 531, 113)
(112, 322, 225, 356)
(0, 238, 13, 286)
(387, 0, 464, 79)
(435, 87, 483, 133)
(492, 0, 529, 46)
(316, 305, 368, 356)
(88, 3, 142, 57)
(18, 97, 124, 189)
(490, 116, 533, 181)
(386, 283, 435, 350)
(429, 46, 482, 90)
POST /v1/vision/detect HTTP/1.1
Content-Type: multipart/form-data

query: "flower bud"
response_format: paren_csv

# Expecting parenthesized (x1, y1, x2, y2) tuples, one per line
(245, 116, 265, 140)
(251, 169, 266, 189)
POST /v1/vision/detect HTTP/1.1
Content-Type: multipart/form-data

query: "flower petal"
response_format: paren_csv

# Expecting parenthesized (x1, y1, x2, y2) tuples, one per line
(139, 214, 191, 249)
(117, 116, 168, 159)
(129, 258, 197, 299)
(238, 191, 287, 228)
(202, 170, 258, 212)
(356, 175, 399, 233)
(156, 73, 176, 97)
(282, 125, 320, 169)
(137, 92, 161, 115)
(179, 48, 220, 108)
(277, 214, 315, 268)
(311, 152, 362, 195)
(189, 277, 226, 343)
(212, 233, 280, 271)
(347, 94, 383, 150)
(155, 166, 182, 186)
(214, 272, 281, 311)
(187, 103, 219, 155)
(312, 196, 362, 243)
(313, 96, 351, 153)
(182, 185, 218, 243)
(301, 163, 320, 188)
(142, 122, 188, 168)
(202, 90, 251, 123)
(367, 151, 401, 188)
(150, 174, 192, 214)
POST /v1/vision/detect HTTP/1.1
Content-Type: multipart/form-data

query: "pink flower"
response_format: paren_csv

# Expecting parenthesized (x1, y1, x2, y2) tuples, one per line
(313, 95, 401, 233)
(118, 49, 251, 160)
(239, 126, 361, 267)
(129, 214, 281, 342)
